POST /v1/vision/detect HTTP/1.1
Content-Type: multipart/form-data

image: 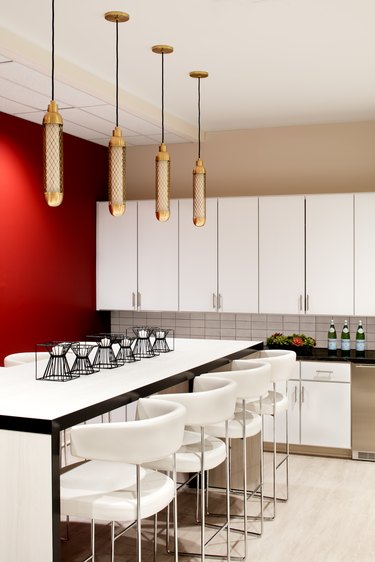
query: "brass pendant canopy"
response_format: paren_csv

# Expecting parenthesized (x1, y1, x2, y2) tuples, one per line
(153, 44, 173, 222)
(106, 11, 129, 217)
(189, 71, 209, 79)
(104, 11, 129, 23)
(152, 45, 174, 55)
(190, 70, 208, 227)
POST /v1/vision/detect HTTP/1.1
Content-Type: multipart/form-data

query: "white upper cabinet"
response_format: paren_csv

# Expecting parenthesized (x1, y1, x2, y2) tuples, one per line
(354, 193, 375, 316)
(96, 201, 138, 310)
(179, 198, 218, 312)
(137, 199, 179, 311)
(259, 196, 305, 314)
(218, 197, 258, 313)
(305, 194, 354, 315)
(96, 200, 178, 312)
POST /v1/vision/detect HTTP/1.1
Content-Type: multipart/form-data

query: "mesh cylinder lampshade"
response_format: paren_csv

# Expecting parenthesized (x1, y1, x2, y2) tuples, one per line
(109, 126, 126, 216)
(43, 100, 64, 207)
(193, 158, 206, 227)
(155, 143, 170, 222)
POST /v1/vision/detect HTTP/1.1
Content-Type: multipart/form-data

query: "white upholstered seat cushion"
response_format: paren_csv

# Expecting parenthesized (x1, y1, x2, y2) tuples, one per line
(144, 429, 226, 473)
(203, 409, 262, 440)
(60, 460, 174, 521)
(246, 390, 288, 416)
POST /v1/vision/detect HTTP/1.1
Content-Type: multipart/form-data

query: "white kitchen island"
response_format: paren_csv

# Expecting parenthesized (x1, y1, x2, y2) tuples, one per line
(0, 338, 262, 562)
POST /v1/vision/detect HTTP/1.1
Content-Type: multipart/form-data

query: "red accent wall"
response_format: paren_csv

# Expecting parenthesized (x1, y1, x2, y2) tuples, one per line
(0, 112, 110, 364)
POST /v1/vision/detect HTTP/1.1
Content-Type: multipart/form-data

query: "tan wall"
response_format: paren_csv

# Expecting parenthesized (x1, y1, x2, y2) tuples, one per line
(127, 121, 375, 199)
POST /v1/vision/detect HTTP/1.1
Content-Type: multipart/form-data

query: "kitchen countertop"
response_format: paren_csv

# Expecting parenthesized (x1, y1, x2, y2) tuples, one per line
(287, 347, 375, 364)
(0, 338, 263, 429)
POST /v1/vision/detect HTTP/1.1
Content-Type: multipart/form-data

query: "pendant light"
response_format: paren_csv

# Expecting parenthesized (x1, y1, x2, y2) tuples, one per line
(190, 71, 208, 227)
(105, 11, 129, 217)
(42, 0, 63, 207)
(152, 45, 174, 222)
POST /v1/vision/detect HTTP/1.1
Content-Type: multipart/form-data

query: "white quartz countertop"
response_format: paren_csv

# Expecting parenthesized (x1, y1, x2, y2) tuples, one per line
(0, 338, 261, 421)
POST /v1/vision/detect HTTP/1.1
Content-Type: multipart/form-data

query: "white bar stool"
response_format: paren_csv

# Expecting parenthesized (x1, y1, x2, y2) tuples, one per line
(4, 350, 77, 467)
(145, 376, 237, 562)
(240, 349, 296, 520)
(4, 351, 50, 366)
(200, 361, 271, 560)
(60, 397, 186, 562)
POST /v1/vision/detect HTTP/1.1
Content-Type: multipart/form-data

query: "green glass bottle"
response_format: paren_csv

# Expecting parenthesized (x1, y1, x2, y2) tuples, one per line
(341, 320, 351, 353)
(355, 320, 365, 353)
(327, 319, 337, 351)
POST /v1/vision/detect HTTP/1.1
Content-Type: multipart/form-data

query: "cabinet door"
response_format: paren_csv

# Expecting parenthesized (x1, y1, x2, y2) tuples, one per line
(263, 361, 301, 445)
(263, 381, 300, 445)
(218, 197, 258, 313)
(300, 381, 351, 448)
(259, 196, 305, 314)
(305, 194, 354, 315)
(96, 201, 137, 310)
(137, 200, 178, 311)
(179, 198, 218, 312)
(354, 193, 375, 315)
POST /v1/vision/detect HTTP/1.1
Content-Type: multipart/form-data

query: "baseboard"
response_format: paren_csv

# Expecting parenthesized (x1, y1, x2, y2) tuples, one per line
(263, 442, 352, 459)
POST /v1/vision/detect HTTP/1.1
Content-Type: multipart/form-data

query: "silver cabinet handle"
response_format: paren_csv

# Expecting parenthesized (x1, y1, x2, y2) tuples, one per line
(305, 294, 310, 311)
(132, 292, 136, 309)
(301, 385, 305, 403)
(299, 294, 303, 312)
(137, 292, 141, 310)
(294, 386, 298, 404)
(314, 369, 333, 380)
(218, 293, 222, 311)
(213, 293, 217, 310)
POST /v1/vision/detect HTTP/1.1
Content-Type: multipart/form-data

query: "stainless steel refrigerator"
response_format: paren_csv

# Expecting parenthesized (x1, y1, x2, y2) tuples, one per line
(351, 363, 375, 461)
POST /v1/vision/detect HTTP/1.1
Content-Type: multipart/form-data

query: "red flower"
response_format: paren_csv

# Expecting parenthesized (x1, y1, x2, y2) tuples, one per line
(291, 336, 304, 347)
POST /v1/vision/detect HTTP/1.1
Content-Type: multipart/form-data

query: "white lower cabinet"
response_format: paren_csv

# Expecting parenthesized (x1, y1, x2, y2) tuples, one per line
(299, 379, 351, 448)
(263, 361, 351, 450)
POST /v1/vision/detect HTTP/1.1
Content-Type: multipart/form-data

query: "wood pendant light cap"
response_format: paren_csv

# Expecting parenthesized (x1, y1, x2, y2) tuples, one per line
(152, 45, 174, 54)
(104, 11, 129, 23)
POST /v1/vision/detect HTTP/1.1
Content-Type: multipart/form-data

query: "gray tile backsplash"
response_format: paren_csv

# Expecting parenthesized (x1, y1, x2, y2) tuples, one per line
(111, 312, 375, 349)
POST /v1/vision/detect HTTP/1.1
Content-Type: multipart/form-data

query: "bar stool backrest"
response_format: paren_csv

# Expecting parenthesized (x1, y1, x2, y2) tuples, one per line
(155, 376, 237, 427)
(208, 360, 272, 401)
(251, 350, 296, 382)
(69, 398, 186, 465)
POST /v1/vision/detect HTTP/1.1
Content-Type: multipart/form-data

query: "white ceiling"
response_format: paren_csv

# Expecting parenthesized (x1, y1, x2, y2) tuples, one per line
(1, 0, 375, 146)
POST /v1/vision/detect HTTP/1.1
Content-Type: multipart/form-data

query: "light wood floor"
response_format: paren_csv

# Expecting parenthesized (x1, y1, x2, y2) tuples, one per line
(61, 453, 375, 562)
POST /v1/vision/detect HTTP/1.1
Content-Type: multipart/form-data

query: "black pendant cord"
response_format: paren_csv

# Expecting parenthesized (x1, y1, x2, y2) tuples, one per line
(198, 77, 201, 159)
(51, 0, 55, 100)
(115, 19, 119, 127)
(161, 52, 165, 144)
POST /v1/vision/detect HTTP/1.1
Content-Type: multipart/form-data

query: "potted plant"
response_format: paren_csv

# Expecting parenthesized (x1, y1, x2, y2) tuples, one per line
(266, 332, 316, 356)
